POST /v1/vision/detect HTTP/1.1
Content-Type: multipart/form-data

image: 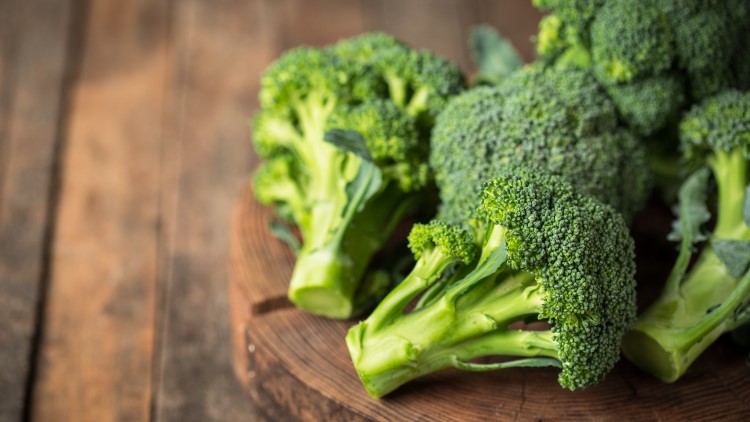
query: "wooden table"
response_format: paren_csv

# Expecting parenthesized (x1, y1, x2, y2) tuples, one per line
(0, 0, 540, 420)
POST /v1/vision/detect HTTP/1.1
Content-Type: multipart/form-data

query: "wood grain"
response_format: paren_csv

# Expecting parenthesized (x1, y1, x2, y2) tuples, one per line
(31, 1, 168, 420)
(153, 0, 277, 419)
(230, 185, 750, 421)
(0, 0, 74, 420)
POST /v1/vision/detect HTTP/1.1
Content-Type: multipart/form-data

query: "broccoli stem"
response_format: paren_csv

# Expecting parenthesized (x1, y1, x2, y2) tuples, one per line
(289, 178, 411, 318)
(709, 148, 748, 238)
(347, 233, 558, 398)
(623, 258, 750, 382)
(623, 149, 750, 381)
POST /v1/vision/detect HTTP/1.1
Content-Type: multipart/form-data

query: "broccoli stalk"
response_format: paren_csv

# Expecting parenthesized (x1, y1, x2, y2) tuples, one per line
(622, 90, 750, 382)
(347, 173, 637, 397)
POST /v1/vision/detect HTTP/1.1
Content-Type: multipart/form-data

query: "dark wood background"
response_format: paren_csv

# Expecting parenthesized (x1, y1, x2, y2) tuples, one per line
(0, 0, 541, 420)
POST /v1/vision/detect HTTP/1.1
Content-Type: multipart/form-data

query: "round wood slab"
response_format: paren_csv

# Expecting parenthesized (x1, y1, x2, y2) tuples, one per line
(229, 186, 750, 421)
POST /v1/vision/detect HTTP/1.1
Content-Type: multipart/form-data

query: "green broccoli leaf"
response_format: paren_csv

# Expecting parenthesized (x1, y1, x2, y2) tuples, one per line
(469, 25, 523, 85)
(662, 168, 712, 293)
(713, 240, 750, 278)
(324, 128, 375, 161)
(667, 168, 711, 244)
(324, 128, 384, 222)
(269, 220, 301, 254)
(744, 184, 750, 227)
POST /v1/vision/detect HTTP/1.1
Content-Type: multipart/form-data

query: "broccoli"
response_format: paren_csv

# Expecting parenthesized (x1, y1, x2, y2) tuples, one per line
(430, 64, 650, 230)
(621, 90, 750, 382)
(252, 34, 464, 319)
(534, 0, 746, 136)
(346, 172, 637, 398)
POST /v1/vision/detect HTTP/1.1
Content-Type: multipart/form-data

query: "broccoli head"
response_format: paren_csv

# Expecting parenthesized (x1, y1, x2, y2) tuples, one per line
(252, 34, 464, 319)
(622, 90, 750, 382)
(430, 64, 650, 231)
(346, 172, 637, 397)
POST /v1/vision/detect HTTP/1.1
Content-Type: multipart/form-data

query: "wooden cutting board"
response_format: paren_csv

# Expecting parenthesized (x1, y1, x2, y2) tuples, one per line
(228, 186, 750, 421)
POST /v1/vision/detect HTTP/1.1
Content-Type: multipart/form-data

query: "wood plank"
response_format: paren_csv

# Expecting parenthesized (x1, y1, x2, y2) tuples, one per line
(153, 0, 280, 419)
(0, 0, 73, 420)
(372, 0, 479, 71)
(281, 0, 369, 48)
(31, 1, 169, 420)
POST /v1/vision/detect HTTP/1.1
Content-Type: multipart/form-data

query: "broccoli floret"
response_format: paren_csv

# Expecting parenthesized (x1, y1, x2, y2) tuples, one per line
(252, 154, 305, 225)
(622, 90, 750, 382)
(333, 32, 465, 128)
(590, 0, 674, 85)
(604, 74, 685, 136)
(430, 65, 650, 230)
(534, 0, 746, 136)
(346, 172, 637, 397)
(252, 34, 464, 319)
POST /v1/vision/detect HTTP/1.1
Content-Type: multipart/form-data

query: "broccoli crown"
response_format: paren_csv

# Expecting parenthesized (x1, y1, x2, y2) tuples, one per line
(333, 32, 465, 122)
(431, 65, 650, 226)
(535, 0, 747, 135)
(259, 47, 384, 112)
(407, 221, 477, 265)
(480, 172, 637, 389)
(679, 90, 750, 159)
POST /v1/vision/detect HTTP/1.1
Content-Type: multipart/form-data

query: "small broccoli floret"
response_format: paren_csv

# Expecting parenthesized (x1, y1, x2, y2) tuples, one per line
(252, 154, 305, 225)
(622, 90, 750, 382)
(590, 0, 674, 85)
(252, 34, 464, 319)
(346, 172, 637, 397)
(431, 65, 650, 229)
(604, 74, 685, 136)
(407, 221, 477, 265)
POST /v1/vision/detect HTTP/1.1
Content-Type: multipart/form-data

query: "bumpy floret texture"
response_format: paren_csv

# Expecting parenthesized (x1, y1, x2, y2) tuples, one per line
(679, 90, 750, 158)
(480, 172, 637, 389)
(333, 32, 465, 126)
(431, 65, 650, 227)
(407, 221, 477, 265)
(535, 0, 748, 136)
(590, 0, 674, 84)
(259, 47, 385, 112)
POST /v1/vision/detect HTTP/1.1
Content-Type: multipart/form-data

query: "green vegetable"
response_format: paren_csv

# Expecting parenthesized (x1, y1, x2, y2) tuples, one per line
(346, 172, 637, 397)
(535, 0, 748, 136)
(430, 64, 651, 230)
(622, 90, 750, 382)
(252, 33, 464, 319)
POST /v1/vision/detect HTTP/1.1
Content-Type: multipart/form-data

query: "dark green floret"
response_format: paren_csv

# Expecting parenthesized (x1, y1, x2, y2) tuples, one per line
(534, 0, 747, 136)
(622, 90, 750, 382)
(430, 64, 650, 230)
(251, 34, 464, 319)
(346, 172, 637, 397)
